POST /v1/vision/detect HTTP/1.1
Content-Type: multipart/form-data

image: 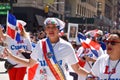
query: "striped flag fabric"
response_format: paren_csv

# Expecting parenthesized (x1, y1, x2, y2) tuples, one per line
(6, 13, 21, 42)
(77, 32, 101, 57)
(77, 32, 90, 48)
(7, 13, 17, 39)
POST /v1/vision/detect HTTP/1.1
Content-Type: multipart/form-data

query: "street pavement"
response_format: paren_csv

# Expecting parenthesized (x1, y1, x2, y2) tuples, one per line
(0, 61, 27, 80)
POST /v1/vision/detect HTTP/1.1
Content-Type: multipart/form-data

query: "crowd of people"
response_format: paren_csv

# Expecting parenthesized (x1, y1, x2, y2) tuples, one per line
(0, 17, 120, 80)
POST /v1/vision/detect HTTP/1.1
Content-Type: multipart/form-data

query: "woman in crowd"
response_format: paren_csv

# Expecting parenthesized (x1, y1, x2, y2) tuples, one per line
(0, 21, 32, 80)
(87, 30, 120, 79)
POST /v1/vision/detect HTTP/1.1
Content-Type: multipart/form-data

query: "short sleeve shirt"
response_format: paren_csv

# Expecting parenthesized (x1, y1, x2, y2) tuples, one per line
(31, 38, 78, 80)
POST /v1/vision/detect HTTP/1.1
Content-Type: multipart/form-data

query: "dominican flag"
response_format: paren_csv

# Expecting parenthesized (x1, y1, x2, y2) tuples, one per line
(6, 13, 21, 42)
(77, 32, 100, 57)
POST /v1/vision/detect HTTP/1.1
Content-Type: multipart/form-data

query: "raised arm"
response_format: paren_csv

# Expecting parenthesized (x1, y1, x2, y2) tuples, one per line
(4, 48, 37, 67)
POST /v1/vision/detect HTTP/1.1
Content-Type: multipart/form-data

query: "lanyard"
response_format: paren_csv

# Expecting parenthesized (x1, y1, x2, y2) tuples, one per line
(108, 58, 120, 79)
(46, 38, 57, 63)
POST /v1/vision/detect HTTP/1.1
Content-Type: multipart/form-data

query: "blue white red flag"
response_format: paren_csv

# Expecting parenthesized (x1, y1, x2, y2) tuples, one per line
(6, 13, 21, 42)
(77, 32, 100, 57)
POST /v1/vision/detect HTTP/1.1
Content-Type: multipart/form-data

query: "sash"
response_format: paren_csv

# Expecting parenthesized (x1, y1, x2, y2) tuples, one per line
(42, 38, 66, 80)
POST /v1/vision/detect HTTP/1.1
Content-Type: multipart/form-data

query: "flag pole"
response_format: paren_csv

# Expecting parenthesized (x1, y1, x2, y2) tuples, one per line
(6, 11, 9, 33)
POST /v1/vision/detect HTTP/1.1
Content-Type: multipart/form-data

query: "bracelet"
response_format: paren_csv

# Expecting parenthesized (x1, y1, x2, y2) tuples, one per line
(86, 73, 95, 79)
(87, 74, 94, 78)
(86, 74, 99, 80)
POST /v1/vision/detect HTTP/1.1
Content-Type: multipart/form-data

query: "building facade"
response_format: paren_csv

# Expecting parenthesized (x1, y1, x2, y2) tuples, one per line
(65, 0, 98, 32)
(0, 0, 119, 32)
(64, 0, 118, 32)
(0, 0, 65, 32)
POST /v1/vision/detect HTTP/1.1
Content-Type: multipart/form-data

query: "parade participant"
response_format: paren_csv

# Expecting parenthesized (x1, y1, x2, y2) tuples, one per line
(96, 30, 106, 53)
(77, 32, 104, 80)
(0, 21, 32, 80)
(87, 30, 120, 79)
(4, 17, 90, 80)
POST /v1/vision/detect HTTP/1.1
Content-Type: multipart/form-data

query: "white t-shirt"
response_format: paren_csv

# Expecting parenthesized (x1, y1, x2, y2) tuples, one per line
(77, 46, 104, 80)
(91, 54, 120, 79)
(30, 38, 78, 80)
(5, 35, 32, 67)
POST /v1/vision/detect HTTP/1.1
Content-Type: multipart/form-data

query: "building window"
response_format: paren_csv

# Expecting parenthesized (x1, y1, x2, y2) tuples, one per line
(105, 4, 111, 19)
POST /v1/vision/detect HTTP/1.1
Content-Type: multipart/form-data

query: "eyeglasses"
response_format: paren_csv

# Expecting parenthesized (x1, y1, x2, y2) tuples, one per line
(104, 40, 120, 45)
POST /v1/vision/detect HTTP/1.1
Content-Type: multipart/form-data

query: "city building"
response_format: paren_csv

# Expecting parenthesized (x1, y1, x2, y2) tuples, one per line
(112, 0, 120, 30)
(65, 0, 98, 32)
(95, 0, 114, 32)
(0, 0, 119, 32)
(64, 0, 119, 32)
(0, 0, 65, 32)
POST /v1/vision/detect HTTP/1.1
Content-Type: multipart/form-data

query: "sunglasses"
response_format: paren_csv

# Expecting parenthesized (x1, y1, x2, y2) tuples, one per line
(104, 40, 120, 45)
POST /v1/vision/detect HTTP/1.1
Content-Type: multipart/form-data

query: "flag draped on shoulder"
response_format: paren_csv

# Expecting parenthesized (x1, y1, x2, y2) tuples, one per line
(77, 32, 100, 57)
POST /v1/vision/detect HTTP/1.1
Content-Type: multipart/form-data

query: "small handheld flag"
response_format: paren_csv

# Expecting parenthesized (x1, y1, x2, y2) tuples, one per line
(6, 13, 21, 42)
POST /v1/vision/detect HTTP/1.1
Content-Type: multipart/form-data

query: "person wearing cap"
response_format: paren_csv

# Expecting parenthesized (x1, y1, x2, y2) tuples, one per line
(77, 30, 104, 80)
(4, 17, 90, 80)
(96, 30, 106, 53)
(0, 20, 32, 80)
